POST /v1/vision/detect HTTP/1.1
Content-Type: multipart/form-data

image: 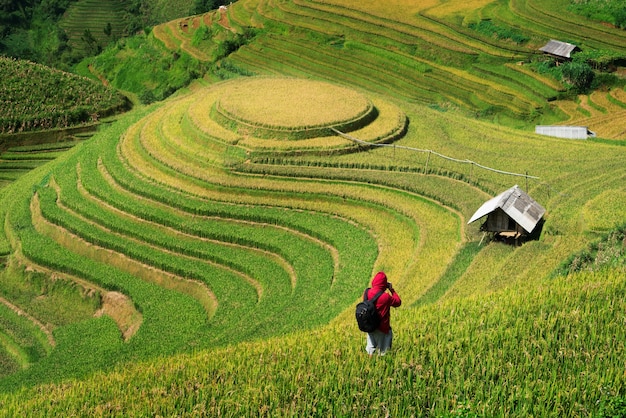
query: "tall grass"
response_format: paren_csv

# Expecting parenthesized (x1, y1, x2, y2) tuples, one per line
(0, 267, 624, 416)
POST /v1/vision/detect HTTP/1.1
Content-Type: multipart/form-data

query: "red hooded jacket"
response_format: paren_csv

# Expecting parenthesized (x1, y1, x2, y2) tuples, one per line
(365, 271, 401, 334)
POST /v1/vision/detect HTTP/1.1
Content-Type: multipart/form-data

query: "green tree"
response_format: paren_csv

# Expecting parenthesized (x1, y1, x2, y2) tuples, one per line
(190, 0, 231, 16)
(561, 61, 595, 93)
(615, 7, 626, 29)
(81, 29, 100, 55)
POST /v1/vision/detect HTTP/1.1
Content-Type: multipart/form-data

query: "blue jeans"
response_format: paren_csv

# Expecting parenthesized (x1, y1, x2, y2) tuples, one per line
(366, 328, 393, 355)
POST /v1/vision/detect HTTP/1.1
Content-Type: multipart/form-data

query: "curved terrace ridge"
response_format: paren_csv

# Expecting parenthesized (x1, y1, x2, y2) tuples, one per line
(187, 78, 407, 151)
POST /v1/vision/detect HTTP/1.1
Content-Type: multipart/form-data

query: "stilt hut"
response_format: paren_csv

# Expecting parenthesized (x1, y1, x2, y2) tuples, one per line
(468, 185, 546, 242)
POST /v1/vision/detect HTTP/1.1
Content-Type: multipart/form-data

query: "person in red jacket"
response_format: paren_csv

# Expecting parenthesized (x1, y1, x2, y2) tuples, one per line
(365, 271, 402, 356)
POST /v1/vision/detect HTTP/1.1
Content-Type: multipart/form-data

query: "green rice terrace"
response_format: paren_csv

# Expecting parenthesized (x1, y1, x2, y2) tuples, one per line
(0, 0, 625, 416)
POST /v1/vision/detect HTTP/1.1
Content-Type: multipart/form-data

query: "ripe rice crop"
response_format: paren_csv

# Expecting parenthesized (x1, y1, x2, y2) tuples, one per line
(215, 77, 373, 129)
(424, 0, 498, 19)
(582, 189, 626, 232)
(1, 267, 624, 416)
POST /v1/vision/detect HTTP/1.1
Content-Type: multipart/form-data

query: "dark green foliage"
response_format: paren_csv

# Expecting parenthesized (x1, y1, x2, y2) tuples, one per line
(575, 49, 625, 70)
(0, 0, 37, 32)
(39, 0, 73, 18)
(139, 89, 157, 105)
(190, 0, 228, 16)
(215, 27, 257, 60)
(561, 60, 596, 93)
(0, 0, 74, 66)
(212, 59, 255, 79)
(0, 0, 226, 67)
(80, 29, 100, 55)
(533, 55, 601, 94)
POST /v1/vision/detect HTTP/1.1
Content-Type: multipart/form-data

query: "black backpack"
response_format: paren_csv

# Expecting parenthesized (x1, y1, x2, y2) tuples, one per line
(355, 288, 384, 332)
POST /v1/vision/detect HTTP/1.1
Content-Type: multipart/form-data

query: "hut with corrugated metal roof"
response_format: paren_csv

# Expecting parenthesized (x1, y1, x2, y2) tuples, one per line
(539, 40, 581, 61)
(468, 185, 546, 243)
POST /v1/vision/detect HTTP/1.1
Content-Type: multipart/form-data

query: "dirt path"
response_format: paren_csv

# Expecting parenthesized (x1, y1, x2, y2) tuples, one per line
(88, 65, 109, 88)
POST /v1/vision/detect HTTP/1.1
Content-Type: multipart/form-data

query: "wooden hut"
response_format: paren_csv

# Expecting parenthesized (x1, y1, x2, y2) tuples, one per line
(468, 185, 545, 242)
(539, 40, 580, 61)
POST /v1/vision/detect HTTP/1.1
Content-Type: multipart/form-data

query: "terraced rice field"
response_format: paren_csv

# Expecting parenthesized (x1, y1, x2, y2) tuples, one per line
(0, 78, 460, 383)
(1, 68, 625, 415)
(153, 0, 581, 120)
(2, 0, 626, 414)
(148, 0, 626, 131)
(554, 87, 626, 139)
(59, 0, 127, 52)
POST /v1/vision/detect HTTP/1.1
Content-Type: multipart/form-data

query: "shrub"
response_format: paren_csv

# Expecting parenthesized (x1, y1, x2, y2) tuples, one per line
(561, 61, 595, 93)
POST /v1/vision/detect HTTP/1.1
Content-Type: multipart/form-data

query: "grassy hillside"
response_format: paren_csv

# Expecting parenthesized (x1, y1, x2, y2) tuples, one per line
(1, 267, 624, 416)
(0, 0, 625, 415)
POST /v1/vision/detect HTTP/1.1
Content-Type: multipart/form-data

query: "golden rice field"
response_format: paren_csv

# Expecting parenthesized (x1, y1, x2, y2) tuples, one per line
(188, 76, 407, 147)
(216, 77, 372, 128)
(554, 88, 626, 139)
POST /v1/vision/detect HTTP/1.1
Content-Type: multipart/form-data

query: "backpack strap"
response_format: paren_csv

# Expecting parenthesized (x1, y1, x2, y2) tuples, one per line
(363, 288, 385, 302)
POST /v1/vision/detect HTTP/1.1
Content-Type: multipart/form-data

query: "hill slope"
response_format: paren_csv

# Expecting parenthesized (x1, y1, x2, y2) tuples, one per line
(136, 0, 626, 133)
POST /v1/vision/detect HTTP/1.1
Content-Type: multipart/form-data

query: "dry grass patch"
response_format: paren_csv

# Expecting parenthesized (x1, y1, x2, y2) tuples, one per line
(95, 291, 142, 341)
